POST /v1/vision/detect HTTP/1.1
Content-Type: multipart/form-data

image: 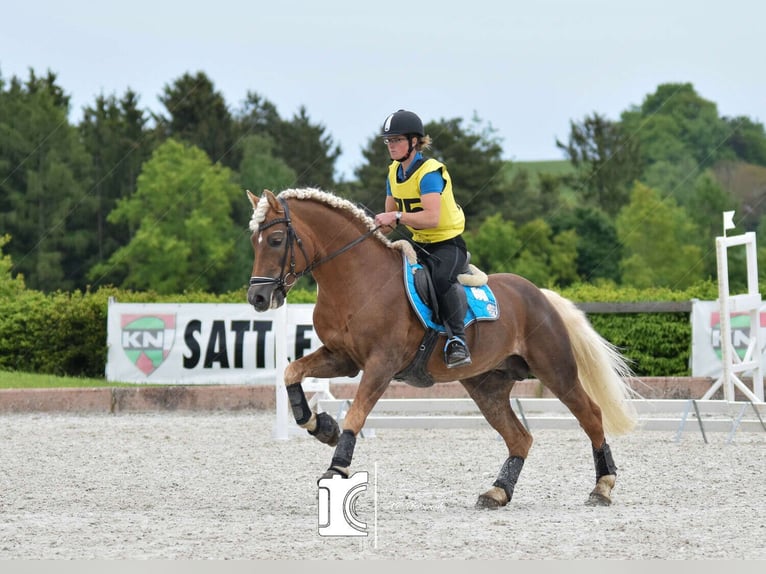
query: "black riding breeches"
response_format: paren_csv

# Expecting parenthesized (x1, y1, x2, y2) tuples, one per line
(416, 236, 468, 294)
(416, 236, 468, 338)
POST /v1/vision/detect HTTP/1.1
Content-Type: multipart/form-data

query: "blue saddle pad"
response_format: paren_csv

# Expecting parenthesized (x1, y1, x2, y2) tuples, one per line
(402, 255, 499, 333)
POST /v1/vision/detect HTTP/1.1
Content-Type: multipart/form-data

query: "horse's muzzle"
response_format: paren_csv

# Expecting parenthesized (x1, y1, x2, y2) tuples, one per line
(247, 283, 285, 311)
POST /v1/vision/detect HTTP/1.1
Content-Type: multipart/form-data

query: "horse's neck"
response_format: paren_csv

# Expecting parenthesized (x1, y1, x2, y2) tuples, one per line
(305, 213, 399, 292)
(313, 237, 398, 283)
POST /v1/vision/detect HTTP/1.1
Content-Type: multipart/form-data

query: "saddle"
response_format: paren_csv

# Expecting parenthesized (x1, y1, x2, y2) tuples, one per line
(391, 240, 499, 387)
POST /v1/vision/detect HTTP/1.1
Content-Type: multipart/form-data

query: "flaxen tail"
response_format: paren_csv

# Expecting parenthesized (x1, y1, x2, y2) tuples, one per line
(541, 289, 639, 435)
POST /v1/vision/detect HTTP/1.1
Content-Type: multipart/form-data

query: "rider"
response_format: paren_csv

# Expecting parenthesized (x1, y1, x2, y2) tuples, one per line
(374, 109, 472, 369)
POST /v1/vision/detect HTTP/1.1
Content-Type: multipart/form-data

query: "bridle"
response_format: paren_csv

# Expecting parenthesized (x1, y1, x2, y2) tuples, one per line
(249, 197, 383, 297)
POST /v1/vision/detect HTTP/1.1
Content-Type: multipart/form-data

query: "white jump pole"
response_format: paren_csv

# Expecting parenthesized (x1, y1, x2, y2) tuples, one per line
(703, 212, 764, 403)
(272, 303, 290, 440)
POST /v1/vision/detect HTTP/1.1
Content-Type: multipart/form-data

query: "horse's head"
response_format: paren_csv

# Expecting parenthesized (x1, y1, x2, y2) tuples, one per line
(246, 189, 308, 311)
(246, 186, 394, 312)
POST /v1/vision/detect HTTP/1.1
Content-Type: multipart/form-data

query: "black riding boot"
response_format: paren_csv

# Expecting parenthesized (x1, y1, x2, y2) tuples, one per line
(439, 284, 471, 368)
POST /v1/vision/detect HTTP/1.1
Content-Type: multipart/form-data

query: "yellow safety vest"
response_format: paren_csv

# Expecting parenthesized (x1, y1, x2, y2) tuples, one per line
(387, 158, 465, 243)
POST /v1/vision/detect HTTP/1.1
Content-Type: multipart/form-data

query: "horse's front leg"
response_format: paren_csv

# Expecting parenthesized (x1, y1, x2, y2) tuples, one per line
(321, 369, 393, 480)
(282, 346, 359, 446)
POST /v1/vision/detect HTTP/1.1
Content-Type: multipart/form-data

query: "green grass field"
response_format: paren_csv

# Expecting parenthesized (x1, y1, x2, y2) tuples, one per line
(506, 159, 579, 204)
(0, 370, 139, 389)
(508, 159, 575, 177)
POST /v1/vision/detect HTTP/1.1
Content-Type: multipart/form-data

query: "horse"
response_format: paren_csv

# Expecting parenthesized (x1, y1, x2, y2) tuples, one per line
(246, 187, 639, 509)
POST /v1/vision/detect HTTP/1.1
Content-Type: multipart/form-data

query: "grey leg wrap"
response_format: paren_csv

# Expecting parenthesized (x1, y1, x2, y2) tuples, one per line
(308, 412, 340, 446)
(330, 430, 356, 471)
(492, 456, 525, 502)
(593, 441, 617, 479)
(286, 383, 311, 425)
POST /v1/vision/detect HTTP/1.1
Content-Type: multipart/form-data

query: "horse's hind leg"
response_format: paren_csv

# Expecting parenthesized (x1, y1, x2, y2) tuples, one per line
(460, 372, 531, 509)
(536, 368, 618, 506)
(563, 396, 619, 506)
(587, 439, 618, 506)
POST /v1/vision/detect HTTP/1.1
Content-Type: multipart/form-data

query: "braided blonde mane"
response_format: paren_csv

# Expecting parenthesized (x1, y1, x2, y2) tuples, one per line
(247, 187, 488, 286)
(249, 187, 397, 249)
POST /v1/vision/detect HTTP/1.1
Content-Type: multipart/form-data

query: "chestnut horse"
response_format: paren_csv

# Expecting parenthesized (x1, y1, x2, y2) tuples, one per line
(246, 187, 638, 509)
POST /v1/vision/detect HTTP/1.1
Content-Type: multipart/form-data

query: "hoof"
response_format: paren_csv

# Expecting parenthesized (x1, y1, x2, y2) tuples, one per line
(475, 486, 508, 510)
(586, 474, 615, 506)
(318, 466, 349, 483)
(586, 492, 612, 506)
(308, 412, 340, 446)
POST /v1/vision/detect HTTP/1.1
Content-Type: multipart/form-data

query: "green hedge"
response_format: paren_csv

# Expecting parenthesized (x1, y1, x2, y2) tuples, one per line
(0, 280, 727, 379)
(0, 286, 251, 378)
(560, 281, 721, 377)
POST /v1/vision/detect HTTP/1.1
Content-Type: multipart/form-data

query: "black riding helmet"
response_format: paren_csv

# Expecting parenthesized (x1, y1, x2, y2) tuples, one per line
(381, 110, 423, 163)
(380, 109, 424, 138)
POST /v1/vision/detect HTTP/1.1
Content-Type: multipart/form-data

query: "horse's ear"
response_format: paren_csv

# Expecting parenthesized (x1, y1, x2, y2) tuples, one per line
(246, 189, 259, 208)
(264, 189, 283, 213)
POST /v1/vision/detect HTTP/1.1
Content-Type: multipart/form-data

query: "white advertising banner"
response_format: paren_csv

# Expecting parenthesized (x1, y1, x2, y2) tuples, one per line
(690, 299, 766, 377)
(106, 301, 326, 385)
(112, 298, 766, 384)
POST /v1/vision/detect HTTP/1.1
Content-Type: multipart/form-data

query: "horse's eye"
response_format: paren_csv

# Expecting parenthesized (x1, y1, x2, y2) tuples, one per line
(267, 232, 284, 247)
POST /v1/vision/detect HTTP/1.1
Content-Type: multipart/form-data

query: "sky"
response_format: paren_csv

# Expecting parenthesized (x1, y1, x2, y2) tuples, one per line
(2, 0, 764, 181)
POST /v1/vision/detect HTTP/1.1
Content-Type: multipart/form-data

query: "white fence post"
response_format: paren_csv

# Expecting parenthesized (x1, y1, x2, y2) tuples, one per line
(702, 224, 764, 403)
(272, 303, 290, 440)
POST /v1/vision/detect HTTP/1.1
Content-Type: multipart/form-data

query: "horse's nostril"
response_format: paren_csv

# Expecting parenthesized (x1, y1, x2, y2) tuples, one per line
(250, 294, 269, 312)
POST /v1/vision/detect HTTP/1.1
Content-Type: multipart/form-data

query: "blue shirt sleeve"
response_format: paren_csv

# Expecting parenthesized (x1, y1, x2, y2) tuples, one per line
(420, 170, 445, 194)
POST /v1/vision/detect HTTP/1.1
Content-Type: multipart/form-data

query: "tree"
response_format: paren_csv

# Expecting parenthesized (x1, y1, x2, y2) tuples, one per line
(513, 219, 579, 287)
(465, 214, 578, 287)
(0, 234, 26, 297)
(234, 95, 340, 191)
(157, 71, 238, 168)
(231, 134, 300, 281)
(79, 90, 158, 284)
(756, 218, 766, 286)
(276, 106, 341, 190)
(616, 182, 704, 289)
(556, 112, 642, 217)
(464, 213, 521, 274)
(684, 172, 740, 280)
(90, 139, 243, 294)
(426, 114, 508, 226)
(711, 161, 766, 231)
(722, 115, 766, 167)
(620, 83, 731, 169)
(495, 166, 568, 225)
(236, 134, 297, 200)
(548, 206, 622, 283)
(0, 68, 94, 291)
(236, 91, 282, 135)
(641, 156, 699, 207)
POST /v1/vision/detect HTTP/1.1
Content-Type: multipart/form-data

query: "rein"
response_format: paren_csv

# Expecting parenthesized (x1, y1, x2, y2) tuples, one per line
(249, 197, 383, 294)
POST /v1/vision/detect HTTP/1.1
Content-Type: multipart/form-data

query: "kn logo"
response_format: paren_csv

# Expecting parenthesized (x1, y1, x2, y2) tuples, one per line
(121, 314, 176, 375)
(710, 311, 766, 361)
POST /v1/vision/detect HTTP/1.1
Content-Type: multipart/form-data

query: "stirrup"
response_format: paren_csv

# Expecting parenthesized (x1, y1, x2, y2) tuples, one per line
(444, 337, 471, 368)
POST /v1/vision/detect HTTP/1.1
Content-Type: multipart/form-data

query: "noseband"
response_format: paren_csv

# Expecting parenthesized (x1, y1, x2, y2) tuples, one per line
(249, 197, 382, 296)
